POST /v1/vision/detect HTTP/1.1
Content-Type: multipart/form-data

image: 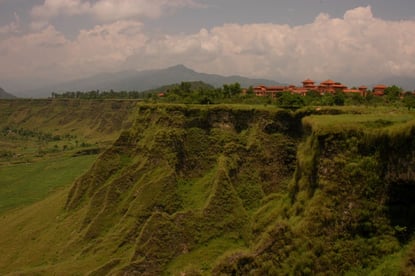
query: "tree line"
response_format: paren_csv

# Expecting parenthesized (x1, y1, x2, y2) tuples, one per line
(50, 82, 415, 109)
(51, 90, 145, 99)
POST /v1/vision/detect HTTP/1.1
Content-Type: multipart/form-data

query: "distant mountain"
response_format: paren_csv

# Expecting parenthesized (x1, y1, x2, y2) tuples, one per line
(23, 65, 284, 98)
(0, 87, 16, 99)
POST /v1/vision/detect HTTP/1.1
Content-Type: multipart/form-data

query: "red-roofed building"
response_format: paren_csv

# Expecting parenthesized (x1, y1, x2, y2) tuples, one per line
(253, 85, 285, 97)
(251, 79, 385, 98)
(373, 84, 387, 96)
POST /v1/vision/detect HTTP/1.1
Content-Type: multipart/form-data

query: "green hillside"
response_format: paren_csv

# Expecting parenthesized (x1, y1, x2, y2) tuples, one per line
(1, 100, 415, 274)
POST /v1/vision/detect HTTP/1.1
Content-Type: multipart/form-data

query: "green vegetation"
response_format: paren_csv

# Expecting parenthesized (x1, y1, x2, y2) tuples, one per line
(51, 81, 415, 112)
(1, 99, 415, 275)
(0, 155, 97, 214)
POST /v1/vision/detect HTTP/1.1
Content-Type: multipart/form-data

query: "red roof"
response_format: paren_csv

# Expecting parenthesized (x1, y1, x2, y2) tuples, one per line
(302, 78, 314, 84)
(374, 84, 387, 89)
(333, 84, 347, 88)
(321, 79, 336, 85)
(343, 89, 361, 93)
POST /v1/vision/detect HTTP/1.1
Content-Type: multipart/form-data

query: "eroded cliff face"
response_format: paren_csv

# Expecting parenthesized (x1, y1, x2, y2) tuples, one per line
(3, 103, 415, 275)
(62, 106, 415, 275)
(63, 105, 300, 275)
(215, 119, 415, 275)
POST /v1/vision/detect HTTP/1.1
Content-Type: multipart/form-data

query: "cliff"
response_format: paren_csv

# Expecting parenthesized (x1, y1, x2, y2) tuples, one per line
(1, 102, 415, 275)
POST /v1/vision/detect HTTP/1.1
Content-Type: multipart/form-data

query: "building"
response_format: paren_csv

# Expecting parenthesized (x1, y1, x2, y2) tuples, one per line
(253, 85, 285, 97)
(373, 84, 387, 96)
(253, 79, 380, 98)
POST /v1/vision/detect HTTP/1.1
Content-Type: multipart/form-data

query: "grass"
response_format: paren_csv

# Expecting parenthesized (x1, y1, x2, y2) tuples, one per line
(164, 235, 246, 275)
(0, 99, 136, 274)
(303, 110, 415, 134)
(176, 170, 216, 211)
(0, 154, 98, 214)
(2, 101, 415, 274)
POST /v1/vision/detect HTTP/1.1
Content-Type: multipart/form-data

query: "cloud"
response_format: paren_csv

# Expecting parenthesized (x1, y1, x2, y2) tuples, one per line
(127, 6, 415, 85)
(31, 0, 90, 18)
(66, 20, 147, 75)
(0, 20, 147, 82)
(2, 6, 415, 90)
(0, 12, 20, 35)
(31, 0, 201, 21)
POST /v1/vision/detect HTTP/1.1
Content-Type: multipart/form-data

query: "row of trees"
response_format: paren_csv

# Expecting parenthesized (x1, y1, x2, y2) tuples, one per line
(1, 126, 72, 142)
(51, 82, 415, 109)
(274, 87, 415, 109)
(51, 90, 146, 99)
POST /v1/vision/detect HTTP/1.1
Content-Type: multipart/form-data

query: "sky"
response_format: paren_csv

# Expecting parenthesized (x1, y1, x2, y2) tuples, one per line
(1, 0, 415, 93)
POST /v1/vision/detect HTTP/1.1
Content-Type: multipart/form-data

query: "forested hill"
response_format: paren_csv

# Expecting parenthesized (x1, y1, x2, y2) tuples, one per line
(1, 100, 415, 274)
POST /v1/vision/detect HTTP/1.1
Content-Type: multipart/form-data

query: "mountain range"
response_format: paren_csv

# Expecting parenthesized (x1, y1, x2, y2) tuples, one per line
(22, 65, 284, 98)
(12, 65, 415, 98)
(0, 87, 16, 99)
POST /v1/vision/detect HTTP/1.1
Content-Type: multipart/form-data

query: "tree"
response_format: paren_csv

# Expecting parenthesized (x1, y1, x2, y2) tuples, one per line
(403, 93, 415, 110)
(229, 82, 242, 97)
(276, 92, 304, 107)
(304, 90, 321, 105)
(384, 85, 403, 103)
(223, 82, 241, 98)
(180, 82, 192, 94)
(333, 91, 345, 106)
(246, 86, 254, 96)
(321, 94, 334, 106)
(344, 93, 364, 105)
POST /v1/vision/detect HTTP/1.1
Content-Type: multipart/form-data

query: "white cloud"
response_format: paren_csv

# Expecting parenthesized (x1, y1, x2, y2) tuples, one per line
(167, 5, 415, 85)
(66, 20, 147, 75)
(2, 6, 415, 90)
(0, 20, 147, 82)
(0, 24, 67, 81)
(31, 0, 201, 21)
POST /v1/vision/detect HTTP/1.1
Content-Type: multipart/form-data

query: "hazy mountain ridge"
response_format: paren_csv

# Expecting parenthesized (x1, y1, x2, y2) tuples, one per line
(0, 87, 16, 99)
(22, 65, 284, 98)
(12, 65, 415, 98)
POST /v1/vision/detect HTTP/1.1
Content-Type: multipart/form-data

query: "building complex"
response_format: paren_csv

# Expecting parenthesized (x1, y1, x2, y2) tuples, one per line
(253, 79, 389, 97)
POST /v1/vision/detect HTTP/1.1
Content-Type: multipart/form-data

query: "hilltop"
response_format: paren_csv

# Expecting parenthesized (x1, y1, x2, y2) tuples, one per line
(21, 65, 284, 98)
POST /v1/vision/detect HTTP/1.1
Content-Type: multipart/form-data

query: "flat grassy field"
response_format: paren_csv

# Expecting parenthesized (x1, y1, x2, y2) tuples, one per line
(0, 154, 98, 214)
(302, 107, 415, 133)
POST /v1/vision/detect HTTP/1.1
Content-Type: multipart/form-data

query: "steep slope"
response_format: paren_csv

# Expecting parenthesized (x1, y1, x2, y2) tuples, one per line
(0, 99, 136, 144)
(0, 104, 300, 274)
(214, 113, 415, 275)
(1, 103, 415, 275)
(65, 105, 301, 275)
